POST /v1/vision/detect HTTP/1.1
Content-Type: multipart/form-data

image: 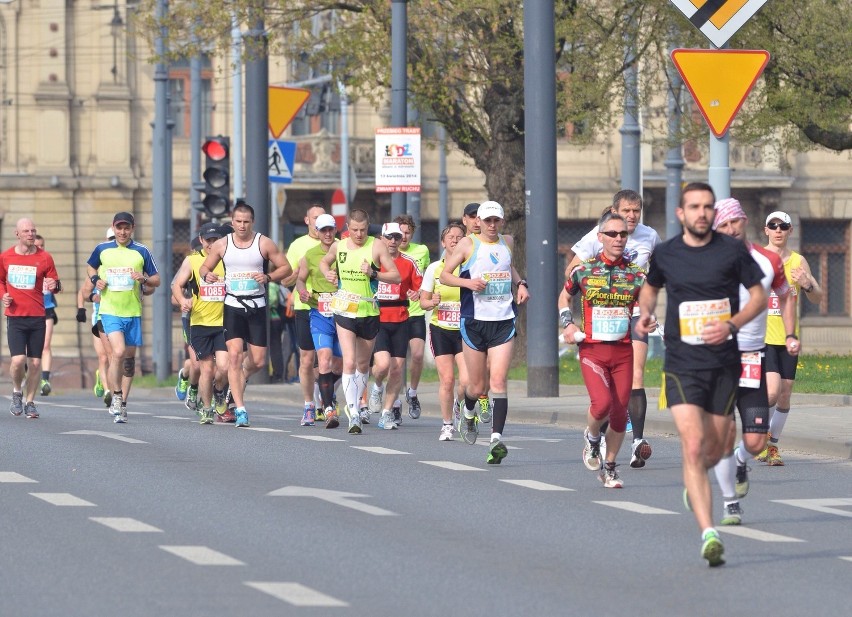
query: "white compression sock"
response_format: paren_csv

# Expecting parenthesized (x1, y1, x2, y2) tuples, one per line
(713, 452, 737, 500)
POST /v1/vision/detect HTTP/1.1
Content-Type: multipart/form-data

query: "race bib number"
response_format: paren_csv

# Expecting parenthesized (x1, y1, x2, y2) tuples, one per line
(739, 351, 762, 388)
(767, 292, 781, 317)
(317, 292, 334, 317)
(198, 281, 226, 302)
(331, 290, 361, 318)
(105, 267, 135, 291)
(591, 306, 630, 341)
(225, 271, 260, 294)
(7, 265, 37, 290)
(479, 271, 512, 301)
(376, 280, 401, 301)
(435, 301, 461, 329)
(678, 298, 732, 345)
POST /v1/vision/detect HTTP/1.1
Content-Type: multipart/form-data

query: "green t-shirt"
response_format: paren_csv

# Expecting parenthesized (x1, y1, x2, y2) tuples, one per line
(401, 241, 430, 317)
(336, 237, 379, 318)
(287, 233, 321, 311)
(303, 244, 338, 310)
(86, 239, 158, 318)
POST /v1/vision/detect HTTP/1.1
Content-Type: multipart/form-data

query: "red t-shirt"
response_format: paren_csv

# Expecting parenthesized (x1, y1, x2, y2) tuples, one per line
(377, 253, 423, 323)
(0, 246, 60, 317)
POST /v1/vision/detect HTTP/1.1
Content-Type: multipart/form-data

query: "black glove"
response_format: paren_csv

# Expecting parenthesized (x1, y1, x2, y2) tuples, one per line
(76, 307, 87, 323)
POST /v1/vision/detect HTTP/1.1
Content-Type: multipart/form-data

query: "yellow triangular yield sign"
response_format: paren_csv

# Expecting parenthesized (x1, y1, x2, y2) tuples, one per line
(671, 49, 770, 138)
(268, 86, 311, 139)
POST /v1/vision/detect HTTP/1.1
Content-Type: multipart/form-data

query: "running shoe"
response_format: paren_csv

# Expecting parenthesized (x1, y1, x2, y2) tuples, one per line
(103, 390, 113, 408)
(766, 444, 784, 466)
(721, 501, 743, 526)
(756, 433, 771, 462)
(701, 529, 725, 567)
(392, 404, 402, 427)
(368, 385, 384, 415)
(630, 439, 653, 469)
(175, 368, 189, 401)
(39, 379, 51, 396)
(439, 423, 454, 442)
(199, 407, 215, 425)
(114, 403, 127, 424)
(185, 386, 199, 413)
(478, 395, 491, 424)
(378, 410, 397, 430)
(599, 462, 624, 488)
(301, 405, 316, 426)
(735, 455, 750, 498)
(315, 407, 326, 422)
(234, 408, 250, 428)
(582, 429, 602, 471)
(24, 401, 40, 419)
(216, 409, 237, 423)
(348, 411, 362, 435)
(452, 399, 462, 432)
(460, 414, 478, 445)
(10, 391, 23, 416)
(406, 392, 422, 419)
(94, 369, 105, 398)
(324, 407, 339, 429)
(487, 439, 508, 465)
(359, 406, 371, 424)
(213, 388, 227, 415)
(109, 393, 123, 417)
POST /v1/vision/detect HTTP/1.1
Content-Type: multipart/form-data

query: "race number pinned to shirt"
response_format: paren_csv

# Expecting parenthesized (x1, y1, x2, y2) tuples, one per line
(225, 271, 260, 294)
(435, 301, 461, 329)
(105, 267, 135, 292)
(739, 351, 762, 388)
(7, 265, 37, 290)
(678, 298, 732, 345)
(317, 292, 334, 317)
(591, 306, 630, 341)
(767, 291, 781, 317)
(198, 281, 226, 302)
(376, 281, 402, 301)
(478, 271, 512, 302)
(331, 289, 362, 318)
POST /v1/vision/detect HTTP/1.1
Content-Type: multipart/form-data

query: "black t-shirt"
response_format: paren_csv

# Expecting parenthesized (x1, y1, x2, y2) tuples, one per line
(647, 232, 763, 370)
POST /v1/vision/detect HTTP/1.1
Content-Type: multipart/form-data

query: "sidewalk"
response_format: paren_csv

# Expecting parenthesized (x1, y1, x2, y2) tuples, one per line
(136, 379, 851, 460)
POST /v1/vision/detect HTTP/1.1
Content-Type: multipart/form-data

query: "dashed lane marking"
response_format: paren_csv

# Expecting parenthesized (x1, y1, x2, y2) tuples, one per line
(773, 498, 852, 518)
(245, 427, 287, 433)
(159, 545, 245, 566)
(718, 527, 805, 543)
(840, 557, 852, 563)
(0, 472, 37, 483)
(245, 582, 348, 607)
(351, 446, 410, 455)
(593, 501, 679, 515)
(90, 517, 163, 533)
(419, 461, 486, 472)
(153, 415, 191, 421)
(30, 493, 96, 507)
(291, 435, 346, 442)
(500, 479, 573, 491)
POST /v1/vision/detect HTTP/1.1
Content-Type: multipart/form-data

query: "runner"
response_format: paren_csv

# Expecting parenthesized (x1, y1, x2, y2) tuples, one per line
(87, 212, 160, 424)
(420, 222, 470, 441)
(440, 200, 530, 464)
(710, 198, 798, 525)
(759, 211, 823, 466)
(0, 218, 62, 419)
(199, 202, 292, 428)
(33, 235, 57, 396)
(561, 212, 646, 488)
(395, 214, 430, 419)
(635, 182, 766, 567)
(175, 235, 203, 412)
(370, 222, 423, 430)
(171, 222, 229, 425)
(564, 189, 660, 468)
(295, 213, 343, 429)
(319, 209, 400, 434)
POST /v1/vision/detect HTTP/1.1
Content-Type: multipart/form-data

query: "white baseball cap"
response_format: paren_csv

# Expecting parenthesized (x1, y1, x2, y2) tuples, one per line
(477, 200, 504, 220)
(765, 211, 792, 226)
(314, 213, 337, 231)
(381, 222, 403, 237)
(105, 227, 115, 240)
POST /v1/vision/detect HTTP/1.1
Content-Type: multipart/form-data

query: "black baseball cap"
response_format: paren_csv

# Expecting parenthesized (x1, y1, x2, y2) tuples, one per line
(198, 222, 222, 240)
(217, 223, 234, 236)
(190, 236, 203, 252)
(113, 211, 135, 226)
(463, 202, 480, 217)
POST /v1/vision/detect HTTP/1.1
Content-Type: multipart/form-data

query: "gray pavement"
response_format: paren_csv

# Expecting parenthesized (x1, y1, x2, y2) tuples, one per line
(131, 379, 852, 460)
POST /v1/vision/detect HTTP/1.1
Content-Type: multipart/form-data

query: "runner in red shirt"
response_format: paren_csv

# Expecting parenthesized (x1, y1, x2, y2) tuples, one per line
(0, 218, 61, 418)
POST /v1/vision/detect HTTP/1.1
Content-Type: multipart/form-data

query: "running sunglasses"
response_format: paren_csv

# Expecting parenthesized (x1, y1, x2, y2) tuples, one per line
(383, 233, 403, 241)
(767, 222, 791, 231)
(599, 230, 629, 239)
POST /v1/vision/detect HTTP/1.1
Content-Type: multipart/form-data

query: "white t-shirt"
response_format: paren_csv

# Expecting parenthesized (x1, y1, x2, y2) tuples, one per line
(737, 244, 789, 352)
(571, 222, 660, 269)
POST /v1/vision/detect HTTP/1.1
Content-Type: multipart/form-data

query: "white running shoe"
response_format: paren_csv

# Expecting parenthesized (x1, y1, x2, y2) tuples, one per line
(439, 424, 454, 441)
(368, 385, 384, 415)
(377, 410, 397, 430)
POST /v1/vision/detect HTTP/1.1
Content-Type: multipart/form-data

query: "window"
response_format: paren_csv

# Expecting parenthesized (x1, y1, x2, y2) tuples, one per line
(168, 58, 213, 139)
(800, 220, 849, 317)
(172, 220, 191, 275)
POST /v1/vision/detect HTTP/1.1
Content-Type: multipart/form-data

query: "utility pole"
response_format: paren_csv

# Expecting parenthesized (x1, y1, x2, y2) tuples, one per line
(390, 0, 407, 219)
(189, 14, 201, 239)
(620, 12, 641, 193)
(665, 38, 685, 240)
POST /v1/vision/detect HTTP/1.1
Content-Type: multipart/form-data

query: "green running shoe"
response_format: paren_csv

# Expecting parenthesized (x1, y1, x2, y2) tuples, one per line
(94, 370, 105, 398)
(487, 439, 508, 465)
(175, 368, 189, 401)
(701, 530, 725, 567)
(199, 407, 215, 425)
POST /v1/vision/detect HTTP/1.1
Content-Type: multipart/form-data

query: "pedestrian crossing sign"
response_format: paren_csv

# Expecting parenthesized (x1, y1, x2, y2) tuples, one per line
(268, 140, 297, 185)
(670, 0, 769, 48)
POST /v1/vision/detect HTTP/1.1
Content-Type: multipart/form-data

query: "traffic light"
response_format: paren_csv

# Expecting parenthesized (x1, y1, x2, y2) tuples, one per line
(201, 136, 230, 218)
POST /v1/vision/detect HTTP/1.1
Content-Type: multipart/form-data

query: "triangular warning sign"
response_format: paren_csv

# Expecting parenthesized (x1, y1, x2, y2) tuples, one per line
(268, 86, 311, 139)
(671, 49, 770, 138)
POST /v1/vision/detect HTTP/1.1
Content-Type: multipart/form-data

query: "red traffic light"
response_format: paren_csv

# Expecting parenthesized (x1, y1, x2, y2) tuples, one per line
(202, 138, 228, 161)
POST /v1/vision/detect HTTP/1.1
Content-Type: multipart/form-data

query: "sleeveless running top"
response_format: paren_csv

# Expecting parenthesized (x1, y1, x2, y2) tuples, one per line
(459, 234, 514, 322)
(222, 233, 267, 310)
(189, 251, 226, 326)
(766, 251, 801, 344)
(422, 259, 461, 330)
(333, 237, 379, 318)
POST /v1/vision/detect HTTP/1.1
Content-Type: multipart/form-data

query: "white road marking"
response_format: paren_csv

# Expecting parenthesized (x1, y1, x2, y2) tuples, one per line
(419, 461, 485, 472)
(839, 557, 852, 563)
(90, 517, 163, 533)
(291, 435, 346, 442)
(268, 486, 397, 516)
(30, 493, 96, 507)
(593, 501, 679, 515)
(773, 498, 852, 518)
(474, 441, 521, 449)
(62, 430, 147, 444)
(153, 415, 191, 421)
(245, 582, 348, 607)
(500, 479, 574, 491)
(159, 546, 245, 565)
(718, 527, 805, 543)
(0, 472, 37, 483)
(351, 446, 409, 455)
(244, 427, 286, 433)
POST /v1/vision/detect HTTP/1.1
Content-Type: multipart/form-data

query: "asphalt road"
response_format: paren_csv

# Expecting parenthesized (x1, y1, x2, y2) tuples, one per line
(1, 392, 850, 617)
